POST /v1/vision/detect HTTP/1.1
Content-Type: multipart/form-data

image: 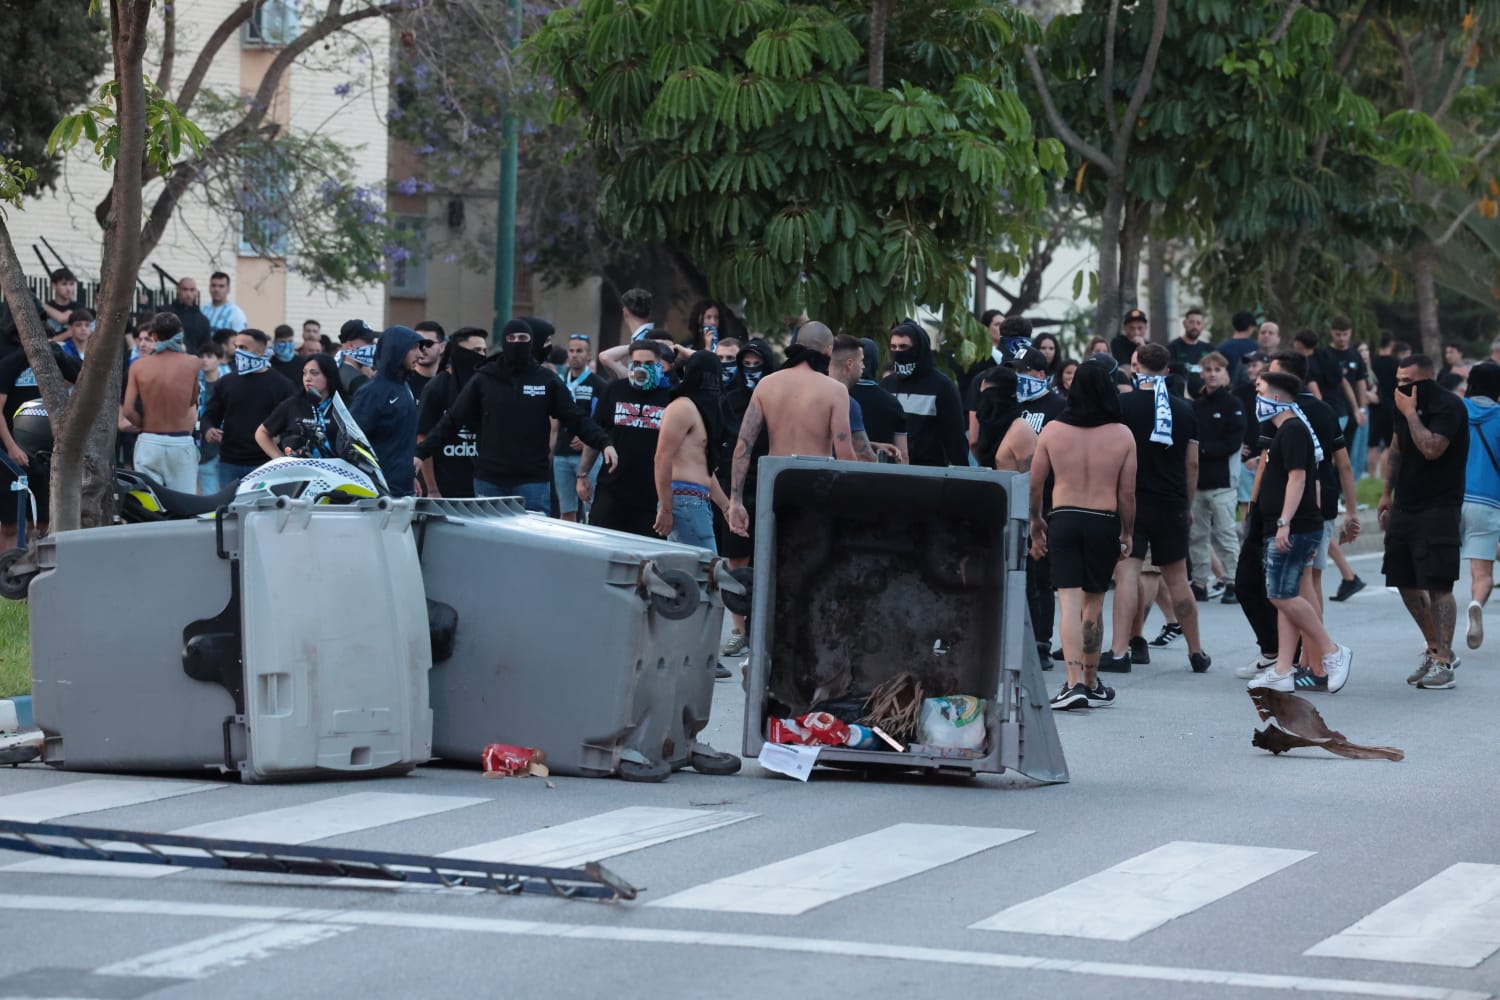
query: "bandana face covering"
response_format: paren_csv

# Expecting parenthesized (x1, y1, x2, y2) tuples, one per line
(720, 363, 738, 387)
(234, 349, 271, 376)
(272, 340, 297, 362)
(628, 361, 665, 391)
(742, 365, 763, 390)
(1016, 373, 1049, 402)
(347, 343, 378, 368)
(1257, 395, 1325, 462)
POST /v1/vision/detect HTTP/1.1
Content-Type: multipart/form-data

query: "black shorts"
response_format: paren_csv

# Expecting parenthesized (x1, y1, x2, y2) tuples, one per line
(1048, 506, 1121, 594)
(0, 460, 50, 526)
(1383, 505, 1460, 591)
(1368, 405, 1393, 448)
(713, 501, 754, 560)
(1130, 502, 1190, 565)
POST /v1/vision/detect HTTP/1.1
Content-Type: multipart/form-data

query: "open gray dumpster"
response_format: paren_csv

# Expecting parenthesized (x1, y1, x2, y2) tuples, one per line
(741, 457, 1067, 783)
(29, 497, 433, 781)
(416, 498, 741, 782)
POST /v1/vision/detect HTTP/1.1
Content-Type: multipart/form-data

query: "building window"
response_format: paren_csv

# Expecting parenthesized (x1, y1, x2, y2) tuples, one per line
(242, 0, 301, 48)
(238, 154, 290, 258)
(389, 215, 428, 298)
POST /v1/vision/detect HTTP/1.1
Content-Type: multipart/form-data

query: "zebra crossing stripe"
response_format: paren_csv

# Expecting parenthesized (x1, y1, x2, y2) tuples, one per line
(650, 823, 1030, 915)
(1305, 863, 1500, 968)
(439, 806, 757, 868)
(4, 791, 486, 878)
(0, 777, 221, 823)
(970, 841, 1314, 941)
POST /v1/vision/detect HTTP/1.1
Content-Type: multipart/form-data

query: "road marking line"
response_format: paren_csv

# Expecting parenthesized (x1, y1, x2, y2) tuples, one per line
(1305, 863, 1500, 967)
(649, 823, 1029, 915)
(96, 922, 352, 980)
(442, 806, 758, 868)
(0, 778, 221, 823)
(4, 791, 486, 878)
(970, 841, 1314, 941)
(0, 893, 1485, 1000)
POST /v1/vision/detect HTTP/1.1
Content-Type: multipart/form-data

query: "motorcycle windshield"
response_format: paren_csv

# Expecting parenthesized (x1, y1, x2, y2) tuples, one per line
(328, 393, 390, 494)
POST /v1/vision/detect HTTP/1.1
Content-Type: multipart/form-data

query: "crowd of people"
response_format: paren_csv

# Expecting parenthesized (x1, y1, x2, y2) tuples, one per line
(4, 265, 1499, 701)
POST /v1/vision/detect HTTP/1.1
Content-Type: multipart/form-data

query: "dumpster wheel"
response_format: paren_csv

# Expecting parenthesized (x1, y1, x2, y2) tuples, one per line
(618, 757, 672, 782)
(648, 568, 700, 621)
(689, 749, 742, 776)
(0, 548, 33, 601)
(721, 568, 753, 618)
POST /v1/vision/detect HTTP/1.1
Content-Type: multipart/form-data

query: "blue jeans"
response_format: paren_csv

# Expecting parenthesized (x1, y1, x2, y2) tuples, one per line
(552, 453, 598, 516)
(1263, 531, 1320, 600)
(668, 487, 717, 552)
(1349, 411, 1370, 480)
(216, 462, 261, 491)
(475, 478, 550, 513)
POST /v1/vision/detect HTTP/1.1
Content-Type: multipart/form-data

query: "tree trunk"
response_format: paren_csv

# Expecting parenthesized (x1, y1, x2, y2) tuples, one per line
(1117, 196, 1145, 317)
(1093, 174, 1126, 341)
(868, 0, 890, 90)
(972, 257, 987, 318)
(1412, 241, 1442, 359)
(1147, 235, 1169, 344)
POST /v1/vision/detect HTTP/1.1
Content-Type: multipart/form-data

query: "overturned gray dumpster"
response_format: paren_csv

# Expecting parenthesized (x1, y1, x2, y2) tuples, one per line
(29, 497, 433, 781)
(416, 498, 741, 782)
(741, 457, 1067, 783)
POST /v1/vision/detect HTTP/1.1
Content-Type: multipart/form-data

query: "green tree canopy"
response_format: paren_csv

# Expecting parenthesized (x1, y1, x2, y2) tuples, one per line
(0, 3, 108, 194)
(529, 0, 1065, 343)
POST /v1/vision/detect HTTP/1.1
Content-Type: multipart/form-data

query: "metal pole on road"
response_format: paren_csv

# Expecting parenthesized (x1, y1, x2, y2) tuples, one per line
(491, 0, 522, 342)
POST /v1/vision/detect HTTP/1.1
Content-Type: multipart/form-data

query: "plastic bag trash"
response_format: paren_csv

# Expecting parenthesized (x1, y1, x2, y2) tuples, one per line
(482, 743, 550, 777)
(917, 696, 987, 751)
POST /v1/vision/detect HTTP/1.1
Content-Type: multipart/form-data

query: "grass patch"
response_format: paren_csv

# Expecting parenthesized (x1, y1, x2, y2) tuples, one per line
(0, 598, 29, 698)
(1355, 475, 1384, 511)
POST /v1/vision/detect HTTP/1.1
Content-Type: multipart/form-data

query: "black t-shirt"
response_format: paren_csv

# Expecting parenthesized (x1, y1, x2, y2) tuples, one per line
(0, 347, 80, 428)
(1392, 381, 1469, 511)
(44, 299, 78, 336)
(1371, 354, 1398, 412)
(554, 370, 605, 456)
(1307, 349, 1348, 418)
(1327, 345, 1367, 402)
(1265, 393, 1344, 521)
(1019, 391, 1066, 434)
(594, 379, 670, 508)
(1120, 385, 1198, 507)
(407, 370, 433, 401)
(417, 372, 478, 498)
(202, 370, 297, 466)
(1168, 338, 1213, 370)
(850, 380, 907, 445)
(1259, 417, 1322, 535)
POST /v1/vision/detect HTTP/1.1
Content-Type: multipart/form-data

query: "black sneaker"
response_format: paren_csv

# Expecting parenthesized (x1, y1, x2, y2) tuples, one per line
(1051, 647, 1065, 661)
(1129, 635, 1151, 664)
(1191, 583, 1211, 602)
(1084, 680, 1116, 706)
(1050, 683, 1089, 711)
(1036, 642, 1054, 671)
(1331, 576, 1366, 602)
(1292, 666, 1328, 692)
(715, 663, 733, 679)
(1219, 584, 1238, 605)
(1189, 651, 1212, 673)
(1098, 652, 1132, 673)
(1149, 623, 1183, 647)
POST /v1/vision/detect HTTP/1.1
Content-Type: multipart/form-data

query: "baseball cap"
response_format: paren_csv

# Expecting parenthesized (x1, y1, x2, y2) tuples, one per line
(1007, 347, 1049, 373)
(1124, 308, 1148, 325)
(339, 319, 376, 343)
(1245, 351, 1269, 364)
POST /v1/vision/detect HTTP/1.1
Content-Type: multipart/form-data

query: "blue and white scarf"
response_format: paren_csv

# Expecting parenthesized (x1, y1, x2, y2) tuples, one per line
(1256, 396, 1324, 462)
(1016, 373, 1049, 403)
(233, 349, 270, 376)
(1135, 375, 1174, 445)
(346, 343, 378, 369)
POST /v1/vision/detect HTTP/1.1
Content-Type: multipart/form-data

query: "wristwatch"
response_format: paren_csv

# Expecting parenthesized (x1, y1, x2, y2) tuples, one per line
(1276, 518, 1289, 528)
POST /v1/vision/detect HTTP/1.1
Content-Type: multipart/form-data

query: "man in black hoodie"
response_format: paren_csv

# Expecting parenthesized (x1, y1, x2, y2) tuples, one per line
(418, 327, 488, 499)
(716, 337, 775, 657)
(350, 325, 425, 498)
(882, 320, 967, 467)
(1190, 351, 1246, 601)
(417, 318, 615, 512)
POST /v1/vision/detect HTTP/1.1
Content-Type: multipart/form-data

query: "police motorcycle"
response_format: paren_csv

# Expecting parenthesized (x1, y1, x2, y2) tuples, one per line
(0, 393, 387, 600)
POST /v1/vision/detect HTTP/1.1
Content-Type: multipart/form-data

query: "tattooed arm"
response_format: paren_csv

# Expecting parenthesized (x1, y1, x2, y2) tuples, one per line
(726, 395, 765, 536)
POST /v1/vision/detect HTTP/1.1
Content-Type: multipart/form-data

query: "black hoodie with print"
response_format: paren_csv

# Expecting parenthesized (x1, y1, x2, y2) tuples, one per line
(880, 322, 968, 467)
(717, 338, 777, 497)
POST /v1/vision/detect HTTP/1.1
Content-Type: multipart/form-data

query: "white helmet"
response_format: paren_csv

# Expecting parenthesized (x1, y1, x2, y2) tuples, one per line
(235, 456, 381, 504)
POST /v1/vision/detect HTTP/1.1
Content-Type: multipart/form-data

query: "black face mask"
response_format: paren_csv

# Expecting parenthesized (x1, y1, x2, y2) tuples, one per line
(720, 363, 738, 387)
(1397, 382, 1417, 396)
(452, 346, 484, 383)
(504, 340, 531, 372)
(891, 348, 916, 377)
(742, 366, 764, 389)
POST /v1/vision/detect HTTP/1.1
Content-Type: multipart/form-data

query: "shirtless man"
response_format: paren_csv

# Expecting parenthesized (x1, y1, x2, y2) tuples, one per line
(121, 313, 203, 493)
(727, 322, 854, 536)
(654, 351, 731, 550)
(1029, 357, 1137, 710)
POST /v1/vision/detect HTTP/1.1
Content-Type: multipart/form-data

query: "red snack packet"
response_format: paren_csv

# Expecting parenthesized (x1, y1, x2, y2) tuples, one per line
(482, 743, 545, 776)
(798, 712, 850, 746)
(767, 718, 811, 745)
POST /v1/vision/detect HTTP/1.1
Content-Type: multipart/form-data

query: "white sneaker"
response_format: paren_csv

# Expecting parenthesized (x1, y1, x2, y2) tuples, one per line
(1247, 666, 1295, 692)
(1235, 654, 1277, 679)
(1467, 601, 1484, 650)
(1321, 644, 1353, 693)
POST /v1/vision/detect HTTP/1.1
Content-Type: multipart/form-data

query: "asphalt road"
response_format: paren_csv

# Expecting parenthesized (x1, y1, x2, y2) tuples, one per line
(1, 548, 1497, 1000)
